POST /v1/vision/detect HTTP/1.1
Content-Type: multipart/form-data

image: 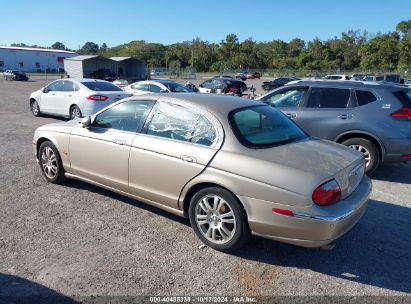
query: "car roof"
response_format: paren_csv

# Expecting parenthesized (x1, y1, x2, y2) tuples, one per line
(129, 93, 259, 119)
(285, 79, 407, 90)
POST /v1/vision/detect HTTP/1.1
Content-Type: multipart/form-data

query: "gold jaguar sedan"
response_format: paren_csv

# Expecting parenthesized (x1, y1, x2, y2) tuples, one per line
(33, 93, 372, 252)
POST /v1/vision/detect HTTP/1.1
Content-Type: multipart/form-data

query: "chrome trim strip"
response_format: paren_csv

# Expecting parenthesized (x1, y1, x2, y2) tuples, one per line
(293, 210, 355, 222)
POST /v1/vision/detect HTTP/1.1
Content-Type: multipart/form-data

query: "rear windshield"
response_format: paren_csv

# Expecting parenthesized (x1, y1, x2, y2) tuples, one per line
(81, 81, 123, 92)
(393, 89, 411, 107)
(229, 105, 307, 148)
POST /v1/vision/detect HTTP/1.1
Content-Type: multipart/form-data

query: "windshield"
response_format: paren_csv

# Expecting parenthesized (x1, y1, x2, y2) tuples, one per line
(81, 81, 123, 91)
(229, 105, 307, 148)
(163, 82, 190, 92)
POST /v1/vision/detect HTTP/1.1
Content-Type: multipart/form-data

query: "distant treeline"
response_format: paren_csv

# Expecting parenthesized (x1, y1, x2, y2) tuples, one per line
(12, 20, 411, 73)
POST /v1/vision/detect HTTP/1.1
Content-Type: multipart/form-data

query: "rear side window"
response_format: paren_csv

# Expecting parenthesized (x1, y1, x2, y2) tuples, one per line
(355, 90, 377, 106)
(306, 88, 350, 108)
(263, 88, 307, 108)
(81, 81, 122, 92)
(149, 84, 162, 93)
(147, 102, 216, 146)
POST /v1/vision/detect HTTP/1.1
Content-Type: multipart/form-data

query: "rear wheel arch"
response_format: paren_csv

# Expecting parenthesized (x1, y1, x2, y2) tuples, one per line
(335, 131, 385, 161)
(181, 182, 248, 220)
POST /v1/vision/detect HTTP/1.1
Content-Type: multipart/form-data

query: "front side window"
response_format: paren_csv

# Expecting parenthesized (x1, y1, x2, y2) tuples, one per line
(46, 81, 63, 92)
(132, 83, 150, 91)
(147, 102, 216, 146)
(93, 100, 154, 132)
(263, 88, 307, 108)
(229, 105, 306, 148)
(306, 88, 350, 108)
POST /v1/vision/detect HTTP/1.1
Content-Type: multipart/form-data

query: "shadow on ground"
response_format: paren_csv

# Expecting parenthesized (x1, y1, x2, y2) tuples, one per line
(60, 166, 411, 295)
(0, 273, 78, 303)
(371, 162, 411, 184)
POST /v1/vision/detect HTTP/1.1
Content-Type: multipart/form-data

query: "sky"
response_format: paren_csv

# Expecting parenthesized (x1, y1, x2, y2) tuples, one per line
(0, 0, 410, 50)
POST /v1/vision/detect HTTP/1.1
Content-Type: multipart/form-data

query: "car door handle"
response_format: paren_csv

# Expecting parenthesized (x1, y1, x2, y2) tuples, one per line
(337, 114, 353, 119)
(114, 139, 127, 145)
(180, 155, 196, 163)
(285, 113, 297, 119)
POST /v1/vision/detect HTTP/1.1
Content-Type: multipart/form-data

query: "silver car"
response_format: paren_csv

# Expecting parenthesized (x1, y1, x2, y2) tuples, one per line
(33, 93, 372, 252)
(29, 78, 132, 119)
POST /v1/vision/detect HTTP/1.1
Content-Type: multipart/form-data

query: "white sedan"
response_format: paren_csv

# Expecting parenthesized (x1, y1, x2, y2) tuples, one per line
(29, 79, 132, 119)
(124, 80, 190, 95)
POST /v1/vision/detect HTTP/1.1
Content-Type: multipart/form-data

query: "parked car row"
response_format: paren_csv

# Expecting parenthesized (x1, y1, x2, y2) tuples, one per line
(3, 70, 29, 81)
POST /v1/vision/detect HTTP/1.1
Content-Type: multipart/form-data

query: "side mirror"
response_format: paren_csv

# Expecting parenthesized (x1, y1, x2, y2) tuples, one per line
(199, 84, 203, 88)
(160, 89, 168, 93)
(42, 87, 49, 93)
(81, 116, 91, 128)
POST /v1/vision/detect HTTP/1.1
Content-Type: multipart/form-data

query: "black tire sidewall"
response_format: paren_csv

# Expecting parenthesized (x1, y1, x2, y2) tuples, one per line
(38, 141, 65, 183)
(342, 138, 379, 174)
(188, 187, 250, 252)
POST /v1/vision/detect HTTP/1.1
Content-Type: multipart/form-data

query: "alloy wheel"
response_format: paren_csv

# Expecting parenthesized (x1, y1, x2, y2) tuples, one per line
(349, 144, 371, 167)
(195, 195, 236, 244)
(41, 146, 58, 179)
(32, 101, 39, 115)
(71, 107, 81, 119)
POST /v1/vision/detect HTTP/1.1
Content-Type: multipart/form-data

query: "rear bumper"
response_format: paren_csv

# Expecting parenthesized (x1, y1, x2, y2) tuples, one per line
(383, 137, 411, 163)
(239, 176, 372, 247)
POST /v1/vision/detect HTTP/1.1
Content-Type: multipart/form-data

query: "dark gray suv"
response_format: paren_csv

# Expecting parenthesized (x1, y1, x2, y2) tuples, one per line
(257, 80, 411, 174)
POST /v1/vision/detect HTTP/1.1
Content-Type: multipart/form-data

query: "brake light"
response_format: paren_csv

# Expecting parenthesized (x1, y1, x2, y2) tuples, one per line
(228, 87, 238, 94)
(401, 154, 411, 159)
(87, 95, 108, 101)
(312, 179, 341, 206)
(391, 108, 411, 118)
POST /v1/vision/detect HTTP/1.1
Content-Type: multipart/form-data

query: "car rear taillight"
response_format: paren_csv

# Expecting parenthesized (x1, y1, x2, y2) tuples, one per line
(312, 179, 341, 206)
(228, 88, 238, 94)
(87, 95, 108, 101)
(391, 107, 411, 118)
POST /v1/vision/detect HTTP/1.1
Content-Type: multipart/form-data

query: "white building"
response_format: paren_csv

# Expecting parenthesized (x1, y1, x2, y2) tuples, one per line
(0, 46, 77, 72)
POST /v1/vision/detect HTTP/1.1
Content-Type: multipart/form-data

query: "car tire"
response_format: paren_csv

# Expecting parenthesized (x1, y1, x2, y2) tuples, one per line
(30, 100, 41, 117)
(342, 138, 379, 175)
(38, 141, 66, 184)
(189, 187, 251, 252)
(70, 105, 82, 120)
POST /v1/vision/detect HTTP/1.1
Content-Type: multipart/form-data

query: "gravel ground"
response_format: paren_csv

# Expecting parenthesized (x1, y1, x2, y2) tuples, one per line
(0, 76, 410, 302)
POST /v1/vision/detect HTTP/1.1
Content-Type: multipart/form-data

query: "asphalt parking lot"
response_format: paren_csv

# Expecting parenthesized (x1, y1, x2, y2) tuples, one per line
(0, 76, 410, 301)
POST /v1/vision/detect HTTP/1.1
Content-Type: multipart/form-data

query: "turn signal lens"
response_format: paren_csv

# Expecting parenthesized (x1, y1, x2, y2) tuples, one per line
(312, 179, 341, 206)
(87, 95, 108, 101)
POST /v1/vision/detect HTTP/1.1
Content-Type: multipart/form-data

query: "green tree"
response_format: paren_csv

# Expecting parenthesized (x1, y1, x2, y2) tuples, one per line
(51, 42, 66, 50)
(79, 42, 100, 55)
